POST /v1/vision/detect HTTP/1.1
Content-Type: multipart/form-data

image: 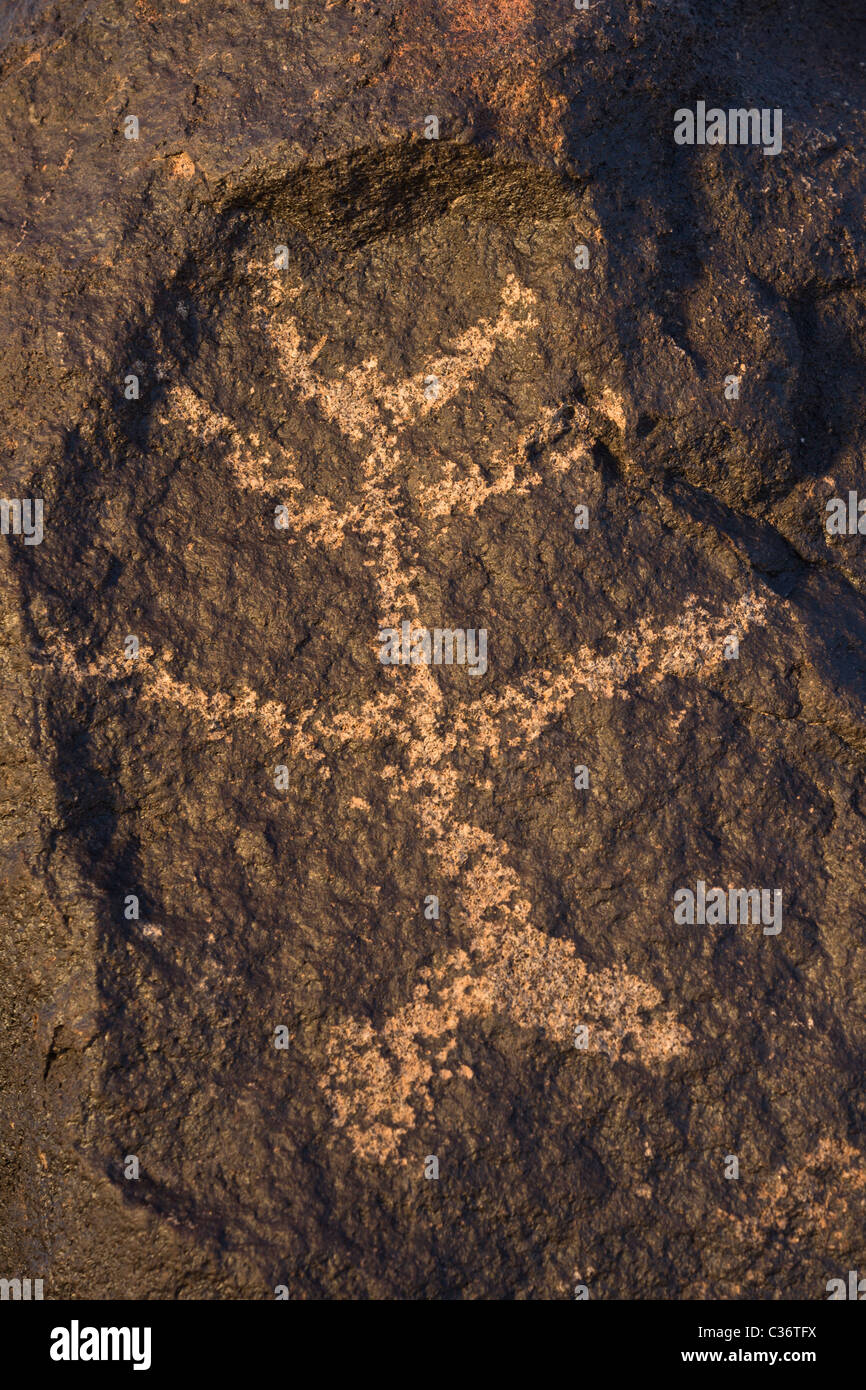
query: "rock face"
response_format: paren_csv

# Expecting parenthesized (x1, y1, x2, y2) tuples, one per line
(1, 0, 865, 1300)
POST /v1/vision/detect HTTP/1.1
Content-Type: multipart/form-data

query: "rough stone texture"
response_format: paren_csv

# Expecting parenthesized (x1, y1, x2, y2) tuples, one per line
(1, 0, 866, 1300)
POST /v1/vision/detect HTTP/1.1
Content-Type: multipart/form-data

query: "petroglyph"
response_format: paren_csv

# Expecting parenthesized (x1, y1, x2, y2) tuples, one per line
(42, 279, 773, 1163)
